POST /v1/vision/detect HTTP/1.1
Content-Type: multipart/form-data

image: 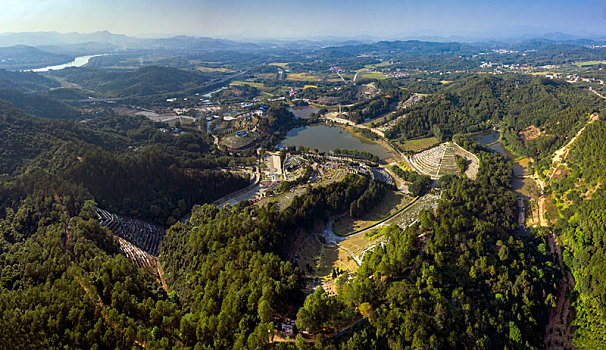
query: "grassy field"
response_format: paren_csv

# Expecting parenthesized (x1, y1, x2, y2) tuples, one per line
(286, 72, 320, 82)
(229, 80, 265, 88)
(197, 66, 235, 73)
(269, 62, 290, 68)
(340, 233, 382, 261)
(573, 61, 606, 67)
(359, 72, 387, 80)
(397, 137, 440, 152)
(333, 190, 414, 235)
(356, 62, 392, 72)
(297, 236, 358, 278)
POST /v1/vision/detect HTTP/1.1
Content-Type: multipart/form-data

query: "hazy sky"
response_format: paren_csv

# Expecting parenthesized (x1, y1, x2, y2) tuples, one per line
(1, 0, 606, 39)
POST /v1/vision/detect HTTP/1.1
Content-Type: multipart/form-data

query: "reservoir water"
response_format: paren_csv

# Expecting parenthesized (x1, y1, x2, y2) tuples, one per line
(472, 130, 537, 205)
(471, 130, 526, 176)
(472, 129, 500, 145)
(282, 125, 392, 160)
(29, 54, 108, 72)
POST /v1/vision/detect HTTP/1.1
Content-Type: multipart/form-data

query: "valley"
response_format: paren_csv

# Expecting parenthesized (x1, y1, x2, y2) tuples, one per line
(1, 29, 606, 349)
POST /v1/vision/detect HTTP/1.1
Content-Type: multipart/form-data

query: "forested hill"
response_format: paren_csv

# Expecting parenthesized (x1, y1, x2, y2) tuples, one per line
(318, 145, 557, 349)
(386, 75, 606, 160)
(0, 45, 72, 70)
(317, 40, 476, 58)
(0, 104, 249, 224)
(0, 70, 80, 119)
(49, 66, 213, 97)
(0, 69, 60, 92)
(0, 97, 560, 347)
(547, 119, 606, 347)
(0, 88, 80, 119)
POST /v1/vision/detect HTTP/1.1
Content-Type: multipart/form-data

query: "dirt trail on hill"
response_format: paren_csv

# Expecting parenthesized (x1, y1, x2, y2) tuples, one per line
(550, 113, 599, 170)
(538, 113, 599, 349)
(536, 113, 598, 226)
(156, 263, 169, 294)
(544, 232, 576, 349)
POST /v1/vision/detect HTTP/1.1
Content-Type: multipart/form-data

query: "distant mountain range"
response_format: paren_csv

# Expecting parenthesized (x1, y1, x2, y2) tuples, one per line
(1, 30, 606, 72)
(0, 31, 257, 53)
(2, 30, 604, 54)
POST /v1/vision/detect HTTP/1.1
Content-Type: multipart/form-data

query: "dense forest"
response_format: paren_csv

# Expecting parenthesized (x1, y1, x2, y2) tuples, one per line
(0, 102, 250, 224)
(0, 69, 61, 92)
(385, 76, 606, 166)
(49, 66, 214, 97)
(4, 35, 606, 348)
(547, 120, 606, 348)
(0, 88, 81, 119)
(313, 147, 557, 349)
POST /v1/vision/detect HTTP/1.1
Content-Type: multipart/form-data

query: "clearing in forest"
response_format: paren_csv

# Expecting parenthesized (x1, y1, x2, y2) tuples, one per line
(396, 137, 440, 152)
(333, 190, 414, 235)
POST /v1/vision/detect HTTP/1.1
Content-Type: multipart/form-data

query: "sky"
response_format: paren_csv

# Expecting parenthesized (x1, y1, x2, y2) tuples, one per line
(1, 0, 606, 40)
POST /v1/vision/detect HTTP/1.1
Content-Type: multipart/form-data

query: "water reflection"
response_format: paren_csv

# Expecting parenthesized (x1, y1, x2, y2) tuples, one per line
(282, 125, 392, 160)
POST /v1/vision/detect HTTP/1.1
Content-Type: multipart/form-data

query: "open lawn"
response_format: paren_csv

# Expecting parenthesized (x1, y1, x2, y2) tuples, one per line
(355, 62, 392, 72)
(197, 66, 235, 73)
(269, 62, 290, 68)
(397, 137, 440, 152)
(230, 80, 265, 88)
(286, 73, 320, 82)
(340, 231, 383, 259)
(573, 61, 606, 67)
(297, 236, 358, 278)
(333, 190, 414, 235)
(359, 72, 387, 80)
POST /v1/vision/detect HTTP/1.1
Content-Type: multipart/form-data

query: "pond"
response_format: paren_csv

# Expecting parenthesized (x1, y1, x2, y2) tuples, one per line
(472, 130, 534, 201)
(471, 129, 500, 145)
(289, 106, 319, 119)
(282, 125, 393, 160)
(473, 133, 527, 177)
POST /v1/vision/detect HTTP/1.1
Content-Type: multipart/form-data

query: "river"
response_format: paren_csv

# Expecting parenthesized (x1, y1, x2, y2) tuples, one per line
(282, 125, 393, 160)
(28, 54, 108, 72)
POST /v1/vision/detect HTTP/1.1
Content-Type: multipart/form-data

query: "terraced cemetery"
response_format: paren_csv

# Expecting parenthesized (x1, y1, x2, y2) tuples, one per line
(96, 208, 166, 269)
(389, 193, 441, 229)
(408, 142, 479, 179)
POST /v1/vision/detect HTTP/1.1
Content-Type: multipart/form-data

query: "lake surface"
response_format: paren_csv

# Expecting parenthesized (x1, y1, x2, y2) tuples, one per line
(472, 130, 533, 201)
(29, 54, 108, 72)
(282, 125, 392, 160)
(289, 106, 319, 119)
(471, 130, 500, 145)
(472, 131, 527, 177)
